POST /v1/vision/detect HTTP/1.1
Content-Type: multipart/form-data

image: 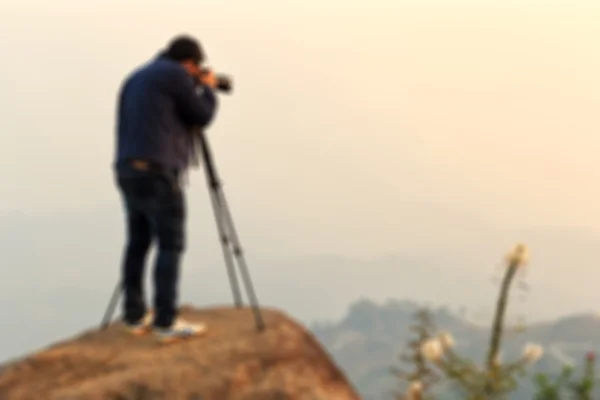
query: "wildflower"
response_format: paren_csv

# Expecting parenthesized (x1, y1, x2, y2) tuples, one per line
(505, 243, 529, 267)
(421, 338, 444, 362)
(405, 380, 423, 400)
(586, 352, 595, 362)
(522, 343, 544, 363)
(437, 331, 455, 350)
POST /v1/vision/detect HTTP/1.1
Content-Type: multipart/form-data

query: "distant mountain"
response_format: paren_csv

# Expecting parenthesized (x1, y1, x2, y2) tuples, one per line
(2, 203, 600, 370)
(310, 298, 600, 400)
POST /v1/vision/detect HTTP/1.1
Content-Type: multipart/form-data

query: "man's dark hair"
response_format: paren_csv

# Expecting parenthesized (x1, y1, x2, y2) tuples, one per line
(164, 35, 205, 64)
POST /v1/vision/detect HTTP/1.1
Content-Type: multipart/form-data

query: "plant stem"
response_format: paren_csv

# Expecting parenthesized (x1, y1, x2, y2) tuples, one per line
(484, 261, 519, 393)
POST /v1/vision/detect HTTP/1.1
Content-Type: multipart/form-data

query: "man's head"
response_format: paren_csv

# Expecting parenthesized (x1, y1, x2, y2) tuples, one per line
(163, 35, 205, 76)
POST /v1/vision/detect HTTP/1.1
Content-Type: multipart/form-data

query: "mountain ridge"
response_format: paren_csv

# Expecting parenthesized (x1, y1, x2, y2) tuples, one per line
(311, 298, 600, 399)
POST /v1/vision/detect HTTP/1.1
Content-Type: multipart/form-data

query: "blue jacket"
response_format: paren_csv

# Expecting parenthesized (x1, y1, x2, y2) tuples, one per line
(115, 55, 218, 171)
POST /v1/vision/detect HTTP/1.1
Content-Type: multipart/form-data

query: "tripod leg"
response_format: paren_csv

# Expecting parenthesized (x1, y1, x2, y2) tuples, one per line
(100, 280, 121, 330)
(217, 190, 266, 331)
(195, 129, 264, 330)
(207, 184, 244, 308)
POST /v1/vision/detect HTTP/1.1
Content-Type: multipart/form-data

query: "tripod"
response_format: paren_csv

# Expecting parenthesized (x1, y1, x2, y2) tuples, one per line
(101, 131, 266, 333)
(195, 130, 265, 331)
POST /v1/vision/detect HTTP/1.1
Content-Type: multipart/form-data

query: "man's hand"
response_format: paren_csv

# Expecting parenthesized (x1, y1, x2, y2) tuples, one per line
(198, 69, 218, 89)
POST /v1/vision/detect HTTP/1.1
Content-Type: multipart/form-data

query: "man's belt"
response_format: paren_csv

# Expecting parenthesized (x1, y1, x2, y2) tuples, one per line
(120, 159, 180, 177)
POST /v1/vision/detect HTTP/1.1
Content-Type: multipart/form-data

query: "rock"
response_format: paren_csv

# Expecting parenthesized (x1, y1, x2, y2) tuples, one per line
(0, 306, 361, 400)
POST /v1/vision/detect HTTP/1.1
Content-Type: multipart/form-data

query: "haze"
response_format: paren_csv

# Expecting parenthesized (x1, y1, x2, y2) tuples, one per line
(1, 0, 599, 361)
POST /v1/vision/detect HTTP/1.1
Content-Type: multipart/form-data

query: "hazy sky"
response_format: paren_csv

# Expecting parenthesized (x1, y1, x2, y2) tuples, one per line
(1, 0, 600, 360)
(2, 0, 599, 230)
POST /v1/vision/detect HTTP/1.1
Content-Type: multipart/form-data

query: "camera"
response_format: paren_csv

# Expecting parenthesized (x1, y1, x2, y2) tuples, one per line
(214, 74, 233, 93)
(200, 68, 233, 94)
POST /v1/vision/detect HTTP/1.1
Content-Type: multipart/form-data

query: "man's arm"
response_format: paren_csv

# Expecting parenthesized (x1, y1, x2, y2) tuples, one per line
(166, 69, 219, 128)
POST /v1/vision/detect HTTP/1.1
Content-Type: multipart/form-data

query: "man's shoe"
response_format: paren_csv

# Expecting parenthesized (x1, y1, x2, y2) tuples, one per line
(154, 319, 207, 344)
(124, 311, 154, 336)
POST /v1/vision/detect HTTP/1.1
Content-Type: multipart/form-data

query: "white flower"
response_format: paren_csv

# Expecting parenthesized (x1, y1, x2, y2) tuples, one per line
(437, 331, 455, 350)
(522, 343, 544, 363)
(421, 338, 444, 362)
(505, 243, 530, 267)
(406, 380, 423, 400)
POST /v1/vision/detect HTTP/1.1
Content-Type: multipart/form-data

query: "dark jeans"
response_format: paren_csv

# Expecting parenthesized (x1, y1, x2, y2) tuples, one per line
(115, 162, 186, 328)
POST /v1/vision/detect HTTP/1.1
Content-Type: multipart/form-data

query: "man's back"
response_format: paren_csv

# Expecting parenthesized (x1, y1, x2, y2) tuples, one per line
(116, 56, 217, 170)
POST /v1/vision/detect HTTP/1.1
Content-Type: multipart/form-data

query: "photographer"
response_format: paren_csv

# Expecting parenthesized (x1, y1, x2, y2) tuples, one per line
(113, 35, 218, 342)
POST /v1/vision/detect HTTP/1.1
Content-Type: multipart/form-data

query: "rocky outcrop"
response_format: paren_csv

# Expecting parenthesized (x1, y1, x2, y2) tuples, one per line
(0, 306, 361, 400)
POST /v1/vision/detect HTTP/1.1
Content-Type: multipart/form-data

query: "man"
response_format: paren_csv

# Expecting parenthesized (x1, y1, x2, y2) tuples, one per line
(114, 35, 218, 342)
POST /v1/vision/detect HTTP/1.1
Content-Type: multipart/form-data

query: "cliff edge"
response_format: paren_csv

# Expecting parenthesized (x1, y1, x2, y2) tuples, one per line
(0, 306, 361, 400)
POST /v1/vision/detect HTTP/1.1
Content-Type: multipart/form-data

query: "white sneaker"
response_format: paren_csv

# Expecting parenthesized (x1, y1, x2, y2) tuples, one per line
(124, 311, 154, 336)
(154, 319, 207, 343)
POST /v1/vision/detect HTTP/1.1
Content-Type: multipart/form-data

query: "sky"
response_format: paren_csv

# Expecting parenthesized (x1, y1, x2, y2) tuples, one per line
(1, 0, 600, 360)
(1, 0, 599, 228)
